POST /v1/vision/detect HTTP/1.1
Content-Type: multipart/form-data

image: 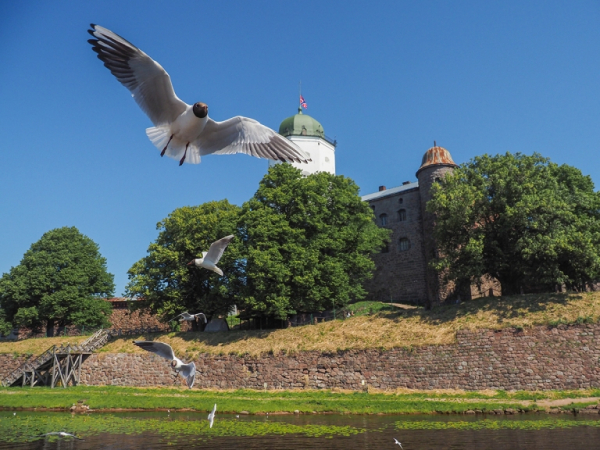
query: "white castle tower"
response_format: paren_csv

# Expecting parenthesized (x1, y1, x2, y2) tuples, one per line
(269, 107, 337, 175)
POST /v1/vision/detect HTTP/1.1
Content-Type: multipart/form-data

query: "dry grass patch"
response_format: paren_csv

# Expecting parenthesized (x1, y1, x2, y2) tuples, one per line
(8, 292, 600, 358)
(99, 292, 600, 357)
(0, 335, 89, 356)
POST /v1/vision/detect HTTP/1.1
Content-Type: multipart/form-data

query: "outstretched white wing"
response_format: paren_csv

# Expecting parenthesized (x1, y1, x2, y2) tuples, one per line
(133, 340, 176, 360)
(204, 235, 234, 265)
(194, 117, 311, 164)
(180, 362, 196, 389)
(88, 24, 187, 126)
(208, 403, 217, 428)
(194, 313, 208, 324)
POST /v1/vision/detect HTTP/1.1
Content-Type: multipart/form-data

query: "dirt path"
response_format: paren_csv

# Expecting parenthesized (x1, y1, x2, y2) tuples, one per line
(422, 396, 600, 409)
(533, 397, 600, 408)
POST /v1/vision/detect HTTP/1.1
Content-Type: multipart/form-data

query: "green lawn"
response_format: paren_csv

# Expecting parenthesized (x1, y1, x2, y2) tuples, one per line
(1, 385, 598, 414)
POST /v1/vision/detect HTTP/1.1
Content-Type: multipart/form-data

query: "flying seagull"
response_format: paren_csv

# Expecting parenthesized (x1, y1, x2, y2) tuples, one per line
(88, 24, 310, 166)
(133, 341, 196, 389)
(169, 311, 208, 324)
(169, 311, 208, 323)
(208, 403, 217, 428)
(394, 438, 403, 448)
(32, 432, 83, 440)
(187, 235, 234, 276)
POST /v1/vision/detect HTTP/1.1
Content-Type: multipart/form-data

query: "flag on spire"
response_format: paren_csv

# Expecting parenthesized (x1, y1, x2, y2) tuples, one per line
(300, 95, 307, 109)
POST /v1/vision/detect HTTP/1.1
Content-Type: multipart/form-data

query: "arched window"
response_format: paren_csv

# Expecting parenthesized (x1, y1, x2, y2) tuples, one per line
(398, 197, 403, 204)
(397, 209, 406, 222)
(381, 243, 389, 253)
(379, 213, 388, 226)
(398, 238, 411, 252)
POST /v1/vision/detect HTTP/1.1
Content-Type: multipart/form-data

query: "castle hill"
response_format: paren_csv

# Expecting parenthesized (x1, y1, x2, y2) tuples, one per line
(2, 146, 600, 419)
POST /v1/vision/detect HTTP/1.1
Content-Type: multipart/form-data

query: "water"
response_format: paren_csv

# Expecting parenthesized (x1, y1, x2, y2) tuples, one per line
(2, 411, 600, 449)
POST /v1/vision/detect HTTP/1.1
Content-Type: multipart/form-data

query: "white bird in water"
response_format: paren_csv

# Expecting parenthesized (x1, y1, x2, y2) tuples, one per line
(32, 432, 83, 440)
(169, 311, 208, 324)
(88, 24, 310, 166)
(394, 438, 403, 448)
(187, 235, 234, 276)
(133, 341, 196, 389)
(208, 404, 217, 428)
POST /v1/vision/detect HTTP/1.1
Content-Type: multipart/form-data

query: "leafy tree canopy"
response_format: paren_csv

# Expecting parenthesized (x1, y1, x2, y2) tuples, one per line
(125, 200, 244, 327)
(428, 152, 600, 295)
(239, 164, 390, 319)
(0, 227, 114, 336)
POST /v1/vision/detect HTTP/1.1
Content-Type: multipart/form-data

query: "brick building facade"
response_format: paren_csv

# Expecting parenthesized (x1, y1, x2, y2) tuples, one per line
(362, 144, 496, 307)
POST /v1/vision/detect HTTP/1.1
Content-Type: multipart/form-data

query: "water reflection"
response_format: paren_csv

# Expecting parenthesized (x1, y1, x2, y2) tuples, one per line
(1, 411, 599, 449)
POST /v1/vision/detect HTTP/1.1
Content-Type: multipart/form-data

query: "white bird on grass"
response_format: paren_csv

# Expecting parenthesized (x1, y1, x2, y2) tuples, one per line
(394, 438, 403, 448)
(87, 25, 310, 166)
(133, 341, 196, 389)
(32, 432, 83, 440)
(187, 235, 234, 276)
(169, 311, 208, 324)
(208, 404, 217, 428)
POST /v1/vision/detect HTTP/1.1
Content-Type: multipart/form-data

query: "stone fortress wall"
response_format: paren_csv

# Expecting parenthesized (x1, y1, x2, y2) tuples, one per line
(4, 323, 596, 391)
(365, 185, 429, 305)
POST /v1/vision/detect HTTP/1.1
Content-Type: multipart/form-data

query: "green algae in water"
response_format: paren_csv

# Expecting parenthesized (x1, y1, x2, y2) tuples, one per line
(395, 418, 600, 431)
(0, 413, 366, 444)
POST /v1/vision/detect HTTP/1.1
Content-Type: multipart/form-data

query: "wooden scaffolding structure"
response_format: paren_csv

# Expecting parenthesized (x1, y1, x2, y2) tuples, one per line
(3, 329, 110, 388)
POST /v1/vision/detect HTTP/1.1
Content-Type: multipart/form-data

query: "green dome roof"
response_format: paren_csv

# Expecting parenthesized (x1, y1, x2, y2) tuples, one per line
(279, 107, 325, 139)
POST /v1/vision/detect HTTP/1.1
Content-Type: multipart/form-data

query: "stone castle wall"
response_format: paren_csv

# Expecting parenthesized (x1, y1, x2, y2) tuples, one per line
(365, 187, 429, 305)
(73, 323, 600, 391)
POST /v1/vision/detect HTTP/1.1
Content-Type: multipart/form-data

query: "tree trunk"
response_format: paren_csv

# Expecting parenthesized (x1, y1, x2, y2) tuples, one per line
(46, 318, 55, 337)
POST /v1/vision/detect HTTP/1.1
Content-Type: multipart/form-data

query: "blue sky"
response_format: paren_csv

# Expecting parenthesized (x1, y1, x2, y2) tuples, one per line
(1, 1, 599, 296)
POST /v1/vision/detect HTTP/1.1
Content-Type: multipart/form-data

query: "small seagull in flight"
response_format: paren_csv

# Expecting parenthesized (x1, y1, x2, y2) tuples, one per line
(169, 311, 208, 324)
(88, 24, 310, 166)
(394, 438, 403, 448)
(187, 235, 234, 276)
(32, 432, 83, 440)
(208, 404, 217, 428)
(133, 341, 196, 389)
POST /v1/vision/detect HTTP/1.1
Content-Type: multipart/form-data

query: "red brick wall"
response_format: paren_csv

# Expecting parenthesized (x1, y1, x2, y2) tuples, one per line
(75, 323, 600, 391)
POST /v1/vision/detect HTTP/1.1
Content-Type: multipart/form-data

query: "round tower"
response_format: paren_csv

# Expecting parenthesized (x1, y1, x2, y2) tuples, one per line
(269, 107, 337, 175)
(416, 144, 458, 307)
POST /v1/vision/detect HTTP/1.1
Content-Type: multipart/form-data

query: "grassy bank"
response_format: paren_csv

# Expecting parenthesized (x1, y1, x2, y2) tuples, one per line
(0, 386, 599, 414)
(3, 292, 600, 358)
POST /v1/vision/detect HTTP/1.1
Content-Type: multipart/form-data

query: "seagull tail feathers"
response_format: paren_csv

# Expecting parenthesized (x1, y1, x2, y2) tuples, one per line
(146, 126, 201, 164)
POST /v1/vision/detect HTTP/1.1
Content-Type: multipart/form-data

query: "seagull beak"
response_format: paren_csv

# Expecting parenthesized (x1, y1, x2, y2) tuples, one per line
(187, 260, 194, 266)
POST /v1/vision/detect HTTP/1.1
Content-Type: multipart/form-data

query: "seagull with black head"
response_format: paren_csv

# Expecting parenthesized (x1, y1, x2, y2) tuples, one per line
(88, 25, 311, 166)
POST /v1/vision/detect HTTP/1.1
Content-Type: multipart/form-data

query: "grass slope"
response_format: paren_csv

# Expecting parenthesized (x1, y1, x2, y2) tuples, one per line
(3, 292, 600, 358)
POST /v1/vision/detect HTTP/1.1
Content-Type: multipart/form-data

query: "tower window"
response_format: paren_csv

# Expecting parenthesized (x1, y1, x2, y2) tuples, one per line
(379, 213, 388, 226)
(398, 238, 411, 252)
(397, 209, 406, 222)
(398, 197, 403, 204)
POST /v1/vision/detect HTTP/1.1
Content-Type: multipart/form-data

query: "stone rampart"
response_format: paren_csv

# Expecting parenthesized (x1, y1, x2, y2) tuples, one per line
(72, 323, 600, 391)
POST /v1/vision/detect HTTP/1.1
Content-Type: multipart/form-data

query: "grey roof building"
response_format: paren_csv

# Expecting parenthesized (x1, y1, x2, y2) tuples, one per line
(361, 144, 460, 307)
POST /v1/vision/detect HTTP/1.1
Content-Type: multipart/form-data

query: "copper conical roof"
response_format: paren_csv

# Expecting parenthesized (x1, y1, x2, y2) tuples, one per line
(416, 145, 458, 176)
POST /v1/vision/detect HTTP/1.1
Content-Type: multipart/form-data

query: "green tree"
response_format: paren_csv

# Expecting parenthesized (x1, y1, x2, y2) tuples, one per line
(125, 200, 243, 328)
(428, 152, 600, 295)
(0, 227, 114, 336)
(240, 164, 390, 319)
